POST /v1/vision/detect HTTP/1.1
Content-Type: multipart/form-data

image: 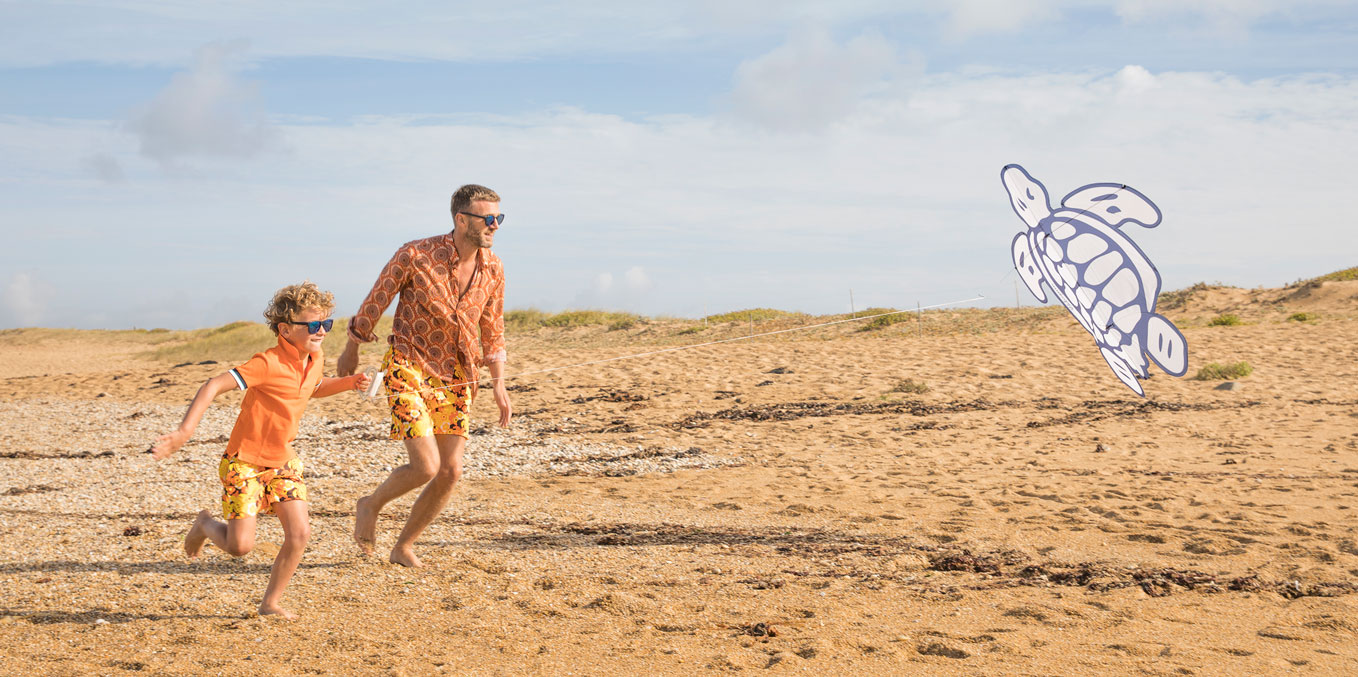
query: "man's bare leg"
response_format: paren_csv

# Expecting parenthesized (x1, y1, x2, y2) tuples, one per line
(259, 500, 310, 620)
(390, 434, 465, 568)
(353, 436, 440, 555)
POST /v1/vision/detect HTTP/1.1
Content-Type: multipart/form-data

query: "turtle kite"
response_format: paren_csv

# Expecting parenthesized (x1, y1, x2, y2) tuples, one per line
(1001, 164, 1189, 396)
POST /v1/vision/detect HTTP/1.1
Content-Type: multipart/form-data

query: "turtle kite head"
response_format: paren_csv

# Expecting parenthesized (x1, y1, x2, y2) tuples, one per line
(1001, 164, 1052, 230)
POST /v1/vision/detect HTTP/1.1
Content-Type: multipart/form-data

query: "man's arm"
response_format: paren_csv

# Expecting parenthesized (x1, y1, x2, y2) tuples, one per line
(150, 372, 239, 459)
(486, 359, 511, 427)
(480, 275, 510, 426)
(477, 275, 507, 367)
(339, 246, 413, 376)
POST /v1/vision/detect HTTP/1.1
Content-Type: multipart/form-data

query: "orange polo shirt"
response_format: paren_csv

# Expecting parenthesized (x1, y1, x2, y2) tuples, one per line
(223, 336, 323, 468)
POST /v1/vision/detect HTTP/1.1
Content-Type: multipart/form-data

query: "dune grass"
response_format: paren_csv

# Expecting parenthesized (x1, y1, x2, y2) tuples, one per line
(703, 308, 804, 324)
(888, 378, 929, 394)
(508, 309, 644, 331)
(1287, 266, 1358, 288)
(857, 307, 908, 331)
(1208, 313, 1243, 327)
(1156, 282, 1212, 311)
(1194, 361, 1253, 381)
(1287, 312, 1319, 322)
(1312, 266, 1358, 283)
(0, 327, 180, 346)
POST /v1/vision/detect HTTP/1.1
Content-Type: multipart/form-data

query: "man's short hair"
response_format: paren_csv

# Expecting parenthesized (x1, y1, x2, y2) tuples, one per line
(450, 184, 501, 218)
(263, 281, 335, 335)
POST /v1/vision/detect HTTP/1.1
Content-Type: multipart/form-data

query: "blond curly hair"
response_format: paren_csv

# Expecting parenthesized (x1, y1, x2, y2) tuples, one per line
(263, 281, 335, 335)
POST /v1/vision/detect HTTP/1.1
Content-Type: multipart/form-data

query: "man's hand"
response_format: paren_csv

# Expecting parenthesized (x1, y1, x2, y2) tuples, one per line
(353, 372, 372, 392)
(493, 382, 512, 427)
(337, 340, 360, 377)
(150, 429, 190, 460)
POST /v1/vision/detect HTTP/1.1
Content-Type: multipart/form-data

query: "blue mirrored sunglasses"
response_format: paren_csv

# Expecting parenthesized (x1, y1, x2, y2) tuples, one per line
(286, 319, 334, 334)
(459, 211, 505, 227)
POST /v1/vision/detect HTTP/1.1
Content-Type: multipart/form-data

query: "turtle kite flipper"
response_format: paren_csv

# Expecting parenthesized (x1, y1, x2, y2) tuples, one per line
(1011, 233, 1047, 302)
(1061, 183, 1162, 230)
(1143, 313, 1189, 377)
(1099, 346, 1145, 397)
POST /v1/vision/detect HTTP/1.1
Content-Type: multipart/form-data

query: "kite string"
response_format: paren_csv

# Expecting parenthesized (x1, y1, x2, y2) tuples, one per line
(370, 294, 987, 398)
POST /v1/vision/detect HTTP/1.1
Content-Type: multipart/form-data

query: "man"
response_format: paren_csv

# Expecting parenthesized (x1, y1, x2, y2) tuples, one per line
(338, 184, 512, 568)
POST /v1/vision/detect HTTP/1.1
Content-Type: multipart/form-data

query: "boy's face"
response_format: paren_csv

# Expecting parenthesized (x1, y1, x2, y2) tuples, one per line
(280, 307, 330, 356)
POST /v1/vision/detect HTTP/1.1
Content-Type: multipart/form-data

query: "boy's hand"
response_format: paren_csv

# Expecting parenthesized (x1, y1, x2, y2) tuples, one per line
(150, 430, 190, 460)
(353, 373, 372, 392)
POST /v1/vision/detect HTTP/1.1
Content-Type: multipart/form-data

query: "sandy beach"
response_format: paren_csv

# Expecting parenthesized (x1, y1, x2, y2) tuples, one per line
(1, 279, 1356, 675)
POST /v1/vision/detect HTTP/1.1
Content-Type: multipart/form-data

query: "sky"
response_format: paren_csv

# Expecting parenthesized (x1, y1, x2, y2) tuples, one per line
(2, 1, 1356, 330)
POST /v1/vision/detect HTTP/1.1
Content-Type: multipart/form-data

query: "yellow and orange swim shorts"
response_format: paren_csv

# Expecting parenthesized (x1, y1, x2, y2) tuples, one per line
(218, 455, 306, 520)
(381, 348, 471, 440)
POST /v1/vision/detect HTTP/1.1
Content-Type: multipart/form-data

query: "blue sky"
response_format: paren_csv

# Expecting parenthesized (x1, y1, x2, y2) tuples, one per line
(2, 1, 1356, 329)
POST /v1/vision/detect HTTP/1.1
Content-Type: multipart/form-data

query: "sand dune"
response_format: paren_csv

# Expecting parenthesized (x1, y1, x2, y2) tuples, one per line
(1, 279, 1356, 674)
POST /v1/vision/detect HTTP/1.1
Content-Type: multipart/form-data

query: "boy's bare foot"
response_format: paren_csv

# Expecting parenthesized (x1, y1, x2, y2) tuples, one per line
(184, 510, 211, 559)
(353, 495, 377, 556)
(389, 545, 423, 568)
(257, 603, 298, 621)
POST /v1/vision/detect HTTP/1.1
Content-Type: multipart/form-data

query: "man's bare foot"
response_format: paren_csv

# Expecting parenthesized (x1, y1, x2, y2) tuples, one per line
(257, 603, 298, 620)
(184, 510, 211, 559)
(353, 495, 378, 556)
(389, 545, 423, 568)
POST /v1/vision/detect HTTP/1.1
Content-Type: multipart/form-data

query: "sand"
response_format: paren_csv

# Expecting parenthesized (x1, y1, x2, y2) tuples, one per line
(1, 281, 1356, 675)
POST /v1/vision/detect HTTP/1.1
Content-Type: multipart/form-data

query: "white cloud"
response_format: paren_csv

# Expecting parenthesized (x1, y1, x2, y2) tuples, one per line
(941, 0, 1065, 37)
(124, 42, 280, 167)
(83, 153, 126, 183)
(728, 28, 921, 132)
(2, 273, 47, 327)
(625, 266, 651, 291)
(594, 273, 614, 294)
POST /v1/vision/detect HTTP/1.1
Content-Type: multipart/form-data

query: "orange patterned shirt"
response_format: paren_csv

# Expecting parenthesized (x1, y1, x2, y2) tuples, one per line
(347, 233, 506, 400)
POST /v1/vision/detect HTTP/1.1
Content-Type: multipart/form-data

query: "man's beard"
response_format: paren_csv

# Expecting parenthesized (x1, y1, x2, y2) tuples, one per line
(464, 228, 492, 248)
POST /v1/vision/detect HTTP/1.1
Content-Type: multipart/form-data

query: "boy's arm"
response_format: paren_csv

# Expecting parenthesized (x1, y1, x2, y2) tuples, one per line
(313, 374, 369, 399)
(150, 372, 238, 460)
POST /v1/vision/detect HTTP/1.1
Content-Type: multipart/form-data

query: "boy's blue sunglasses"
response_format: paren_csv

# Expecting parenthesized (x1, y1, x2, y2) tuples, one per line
(286, 319, 334, 334)
(459, 211, 505, 227)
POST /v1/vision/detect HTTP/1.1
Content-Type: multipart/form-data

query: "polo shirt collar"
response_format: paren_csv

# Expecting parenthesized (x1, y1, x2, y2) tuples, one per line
(275, 335, 309, 367)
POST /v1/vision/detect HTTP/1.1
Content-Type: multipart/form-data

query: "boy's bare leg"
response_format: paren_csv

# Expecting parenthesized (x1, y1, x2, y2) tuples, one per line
(390, 434, 465, 568)
(185, 510, 256, 558)
(354, 436, 440, 555)
(259, 500, 310, 620)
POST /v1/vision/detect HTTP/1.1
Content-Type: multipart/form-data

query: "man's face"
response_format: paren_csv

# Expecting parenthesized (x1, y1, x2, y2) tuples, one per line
(459, 200, 501, 249)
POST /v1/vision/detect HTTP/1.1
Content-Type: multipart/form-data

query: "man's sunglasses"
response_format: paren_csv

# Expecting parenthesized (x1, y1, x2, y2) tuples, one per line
(286, 319, 334, 334)
(459, 211, 505, 227)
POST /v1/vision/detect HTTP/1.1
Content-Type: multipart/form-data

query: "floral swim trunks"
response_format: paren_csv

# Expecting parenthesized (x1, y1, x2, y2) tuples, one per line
(382, 348, 471, 440)
(219, 455, 307, 520)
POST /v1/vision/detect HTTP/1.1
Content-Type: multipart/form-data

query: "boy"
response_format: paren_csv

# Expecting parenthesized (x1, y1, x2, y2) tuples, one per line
(151, 282, 370, 619)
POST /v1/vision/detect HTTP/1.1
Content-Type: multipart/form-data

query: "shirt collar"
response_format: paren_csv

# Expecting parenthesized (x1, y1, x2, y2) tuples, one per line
(445, 232, 484, 266)
(275, 335, 308, 367)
